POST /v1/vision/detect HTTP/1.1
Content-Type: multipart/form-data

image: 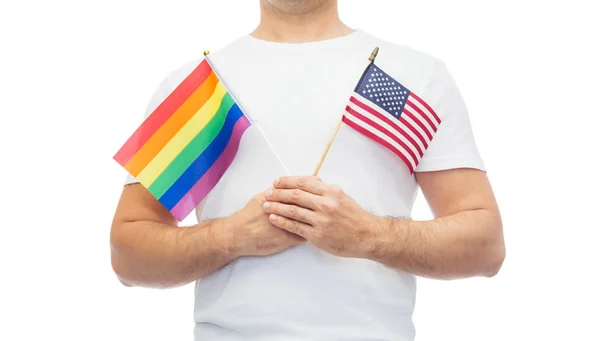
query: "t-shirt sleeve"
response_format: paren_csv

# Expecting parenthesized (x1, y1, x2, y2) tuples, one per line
(123, 79, 172, 185)
(414, 61, 486, 172)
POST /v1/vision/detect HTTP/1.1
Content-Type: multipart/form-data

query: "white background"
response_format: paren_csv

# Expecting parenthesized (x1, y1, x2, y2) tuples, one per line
(1, 0, 599, 340)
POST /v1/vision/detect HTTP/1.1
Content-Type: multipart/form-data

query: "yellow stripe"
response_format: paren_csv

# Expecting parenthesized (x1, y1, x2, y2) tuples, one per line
(137, 82, 228, 186)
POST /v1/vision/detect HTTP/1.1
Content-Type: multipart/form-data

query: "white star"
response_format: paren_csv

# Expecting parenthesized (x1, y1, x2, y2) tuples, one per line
(369, 95, 373, 98)
(376, 99, 380, 102)
(383, 103, 386, 106)
(369, 79, 372, 82)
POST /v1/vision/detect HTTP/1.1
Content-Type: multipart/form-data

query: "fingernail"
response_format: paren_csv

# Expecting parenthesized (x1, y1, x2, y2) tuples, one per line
(263, 202, 271, 209)
(266, 189, 273, 198)
(273, 178, 280, 186)
(269, 214, 277, 221)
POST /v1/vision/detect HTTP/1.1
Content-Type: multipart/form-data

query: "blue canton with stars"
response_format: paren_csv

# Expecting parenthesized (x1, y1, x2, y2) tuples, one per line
(354, 63, 410, 119)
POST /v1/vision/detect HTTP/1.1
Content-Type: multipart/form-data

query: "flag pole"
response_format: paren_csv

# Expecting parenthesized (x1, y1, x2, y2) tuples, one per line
(203, 50, 291, 175)
(312, 46, 380, 176)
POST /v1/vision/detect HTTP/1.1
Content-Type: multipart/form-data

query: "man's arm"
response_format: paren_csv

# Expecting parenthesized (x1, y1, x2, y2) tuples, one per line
(370, 168, 504, 279)
(262, 172, 505, 280)
(110, 183, 306, 289)
(110, 184, 236, 289)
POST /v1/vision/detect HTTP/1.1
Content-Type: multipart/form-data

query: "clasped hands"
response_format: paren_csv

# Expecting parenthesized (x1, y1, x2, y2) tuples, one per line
(260, 176, 381, 258)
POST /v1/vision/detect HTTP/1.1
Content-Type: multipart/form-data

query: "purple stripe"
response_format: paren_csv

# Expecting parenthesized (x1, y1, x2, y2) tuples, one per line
(169, 116, 251, 220)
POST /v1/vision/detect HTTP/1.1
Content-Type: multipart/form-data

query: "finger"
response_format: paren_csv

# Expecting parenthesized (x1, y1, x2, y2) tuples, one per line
(266, 188, 320, 210)
(263, 201, 318, 225)
(252, 189, 271, 204)
(268, 214, 314, 240)
(273, 176, 327, 195)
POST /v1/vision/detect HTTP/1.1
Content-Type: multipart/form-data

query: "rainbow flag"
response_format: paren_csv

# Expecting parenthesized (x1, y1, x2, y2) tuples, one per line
(114, 58, 251, 221)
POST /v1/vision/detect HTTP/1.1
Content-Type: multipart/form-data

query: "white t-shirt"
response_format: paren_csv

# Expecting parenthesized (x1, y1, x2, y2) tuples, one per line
(124, 29, 485, 341)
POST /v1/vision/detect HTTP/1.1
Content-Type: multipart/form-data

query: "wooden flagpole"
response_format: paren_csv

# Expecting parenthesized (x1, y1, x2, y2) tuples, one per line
(312, 46, 380, 176)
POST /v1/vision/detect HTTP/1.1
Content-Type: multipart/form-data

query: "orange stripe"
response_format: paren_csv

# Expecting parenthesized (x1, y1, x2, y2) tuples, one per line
(125, 72, 219, 176)
(113, 60, 212, 166)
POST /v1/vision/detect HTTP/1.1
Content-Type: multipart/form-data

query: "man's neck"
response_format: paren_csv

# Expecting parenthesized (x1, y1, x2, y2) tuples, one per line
(252, 1, 353, 43)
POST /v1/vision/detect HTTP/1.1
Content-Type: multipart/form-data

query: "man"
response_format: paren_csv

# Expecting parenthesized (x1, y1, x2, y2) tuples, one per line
(110, 0, 505, 340)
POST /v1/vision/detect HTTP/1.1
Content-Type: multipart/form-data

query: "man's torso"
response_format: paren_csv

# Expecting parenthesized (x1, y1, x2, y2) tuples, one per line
(151, 29, 441, 341)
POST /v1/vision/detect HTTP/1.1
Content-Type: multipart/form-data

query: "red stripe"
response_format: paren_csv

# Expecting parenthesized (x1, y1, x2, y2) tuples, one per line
(342, 115, 414, 174)
(350, 97, 423, 157)
(346, 105, 419, 165)
(406, 99, 437, 133)
(346, 105, 419, 164)
(410, 92, 441, 124)
(113, 60, 213, 165)
(400, 116, 428, 149)
(402, 110, 433, 140)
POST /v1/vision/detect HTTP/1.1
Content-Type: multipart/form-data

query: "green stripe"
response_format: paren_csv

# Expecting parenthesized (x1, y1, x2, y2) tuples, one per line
(148, 93, 235, 198)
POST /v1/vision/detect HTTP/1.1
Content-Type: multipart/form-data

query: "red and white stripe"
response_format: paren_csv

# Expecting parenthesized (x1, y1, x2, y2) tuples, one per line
(342, 92, 441, 173)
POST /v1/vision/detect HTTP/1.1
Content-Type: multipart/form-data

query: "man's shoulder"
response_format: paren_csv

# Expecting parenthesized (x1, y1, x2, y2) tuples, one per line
(359, 30, 445, 93)
(363, 31, 439, 62)
(156, 36, 247, 92)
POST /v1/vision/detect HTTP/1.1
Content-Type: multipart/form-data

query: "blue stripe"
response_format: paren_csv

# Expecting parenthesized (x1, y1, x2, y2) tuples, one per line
(159, 104, 244, 210)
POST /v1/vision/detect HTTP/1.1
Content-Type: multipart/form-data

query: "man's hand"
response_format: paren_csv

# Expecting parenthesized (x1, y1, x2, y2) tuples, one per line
(110, 185, 307, 289)
(262, 176, 377, 258)
(261, 170, 504, 280)
(228, 189, 307, 257)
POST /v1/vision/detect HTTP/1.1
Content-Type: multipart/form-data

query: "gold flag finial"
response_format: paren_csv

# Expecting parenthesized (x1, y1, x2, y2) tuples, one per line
(203, 50, 210, 56)
(369, 47, 379, 63)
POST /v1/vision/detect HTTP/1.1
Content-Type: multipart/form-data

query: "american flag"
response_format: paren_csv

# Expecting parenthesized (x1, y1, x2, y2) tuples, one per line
(342, 63, 441, 173)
